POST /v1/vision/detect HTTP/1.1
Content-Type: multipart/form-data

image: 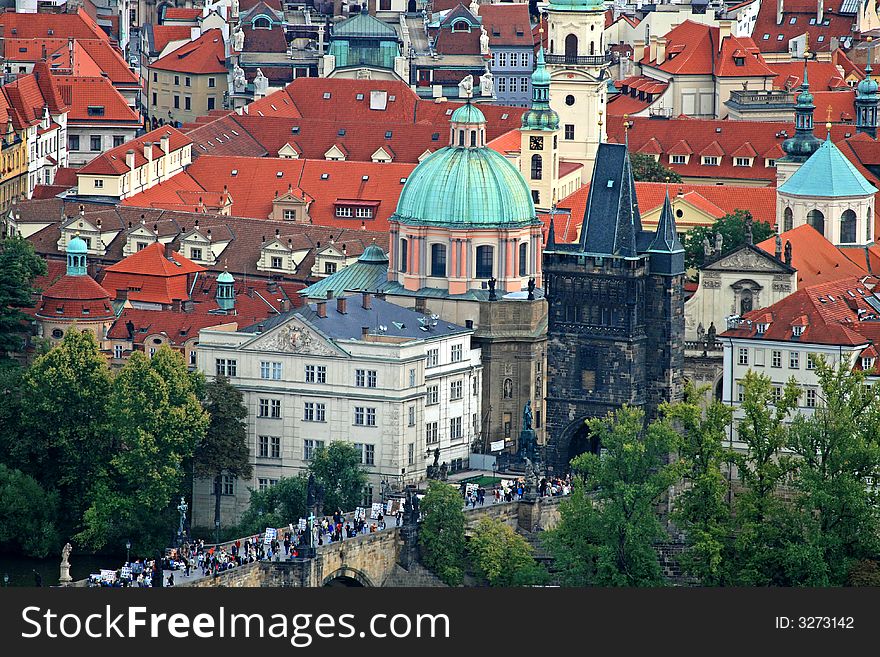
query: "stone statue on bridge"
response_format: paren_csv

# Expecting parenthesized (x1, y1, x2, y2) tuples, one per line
(59, 542, 73, 583)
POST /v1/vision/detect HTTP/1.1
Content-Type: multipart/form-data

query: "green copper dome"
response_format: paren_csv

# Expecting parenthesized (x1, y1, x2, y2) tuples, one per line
(393, 147, 536, 228)
(217, 269, 235, 283)
(778, 136, 878, 197)
(67, 235, 87, 254)
(858, 74, 878, 99)
(547, 0, 604, 10)
(450, 103, 486, 124)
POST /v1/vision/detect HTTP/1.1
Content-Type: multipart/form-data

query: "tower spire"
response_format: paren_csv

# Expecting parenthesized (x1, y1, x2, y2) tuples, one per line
(646, 188, 685, 276)
(856, 36, 878, 138)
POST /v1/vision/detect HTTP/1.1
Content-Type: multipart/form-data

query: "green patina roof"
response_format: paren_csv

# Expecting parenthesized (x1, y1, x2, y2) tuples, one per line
(331, 12, 399, 39)
(392, 146, 537, 228)
(778, 136, 878, 198)
(521, 48, 558, 131)
(67, 235, 88, 254)
(217, 269, 234, 283)
(299, 245, 389, 299)
(450, 103, 486, 124)
(546, 0, 605, 10)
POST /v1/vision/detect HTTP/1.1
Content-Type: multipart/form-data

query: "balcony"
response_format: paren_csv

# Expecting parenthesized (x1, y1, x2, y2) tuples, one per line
(726, 89, 796, 109)
(544, 53, 612, 66)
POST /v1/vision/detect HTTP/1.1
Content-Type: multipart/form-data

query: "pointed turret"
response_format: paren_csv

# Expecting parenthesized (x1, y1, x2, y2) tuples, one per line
(546, 212, 557, 249)
(647, 190, 685, 276)
(781, 58, 822, 162)
(216, 267, 235, 311)
(856, 38, 878, 138)
(521, 46, 559, 132)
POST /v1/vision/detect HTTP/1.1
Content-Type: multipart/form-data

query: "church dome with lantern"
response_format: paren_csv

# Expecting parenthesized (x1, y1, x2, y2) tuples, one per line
(387, 102, 544, 297)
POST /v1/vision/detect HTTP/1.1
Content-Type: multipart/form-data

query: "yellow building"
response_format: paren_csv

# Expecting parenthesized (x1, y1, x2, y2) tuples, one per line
(0, 113, 28, 214)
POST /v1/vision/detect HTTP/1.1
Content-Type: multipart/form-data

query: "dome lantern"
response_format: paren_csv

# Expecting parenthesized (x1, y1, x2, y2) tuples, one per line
(66, 233, 88, 276)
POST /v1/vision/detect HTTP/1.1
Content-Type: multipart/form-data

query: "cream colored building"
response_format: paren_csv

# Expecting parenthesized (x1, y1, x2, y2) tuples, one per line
(193, 293, 482, 526)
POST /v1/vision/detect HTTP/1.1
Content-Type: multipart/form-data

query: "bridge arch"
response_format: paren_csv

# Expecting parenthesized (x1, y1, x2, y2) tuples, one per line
(321, 567, 374, 587)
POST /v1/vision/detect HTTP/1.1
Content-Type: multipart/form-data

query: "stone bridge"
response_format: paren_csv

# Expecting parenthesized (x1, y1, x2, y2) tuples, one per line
(184, 496, 563, 588)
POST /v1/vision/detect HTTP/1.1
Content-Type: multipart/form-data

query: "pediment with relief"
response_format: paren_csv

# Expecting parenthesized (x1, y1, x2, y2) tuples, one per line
(703, 246, 791, 274)
(246, 317, 340, 356)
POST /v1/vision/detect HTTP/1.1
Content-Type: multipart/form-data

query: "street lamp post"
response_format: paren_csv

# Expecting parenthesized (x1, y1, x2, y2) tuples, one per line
(215, 520, 221, 546)
(125, 539, 131, 565)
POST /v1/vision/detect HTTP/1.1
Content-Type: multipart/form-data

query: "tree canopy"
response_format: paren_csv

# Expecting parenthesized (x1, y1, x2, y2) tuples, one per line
(0, 236, 47, 355)
(419, 481, 466, 585)
(307, 442, 368, 513)
(684, 210, 774, 270)
(630, 152, 683, 183)
(468, 516, 545, 586)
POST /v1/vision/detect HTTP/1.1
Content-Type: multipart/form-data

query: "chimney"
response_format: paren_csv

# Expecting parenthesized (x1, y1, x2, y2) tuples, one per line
(817, 0, 824, 23)
(172, 298, 182, 312)
(116, 289, 129, 303)
(362, 291, 372, 310)
(336, 296, 347, 314)
(718, 20, 733, 49)
(164, 243, 173, 259)
(326, 289, 334, 299)
(633, 39, 646, 63)
(161, 133, 170, 155)
(656, 37, 667, 65)
(648, 34, 657, 63)
(465, 319, 474, 329)
(126, 149, 135, 172)
(279, 298, 290, 313)
(316, 301, 327, 318)
(777, 0, 784, 25)
(182, 300, 194, 313)
(144, 141, 153, 161)
(361, 326, 370, 339)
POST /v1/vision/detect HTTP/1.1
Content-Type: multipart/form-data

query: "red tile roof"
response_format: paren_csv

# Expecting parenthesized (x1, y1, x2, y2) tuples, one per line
(770, 60, 855, 90)
(720, 276, 877, 347)
(641, 21, 775, 78)
(242, 25, 288, 53)
(752, 0, 857, 53)
(78, 125, 193, 176)
(151, 25, 194, 54)
(36, 274, 115, 320)
(75, 39, 139, 86)
(101, 241, 206, 305)
(162, 8, 202, 21)
(3, 72, 57, 129)
(0, 8, 107, 42)
(756, 224, 869, 287)
(556, 181, 778, 235)
(58, 76, 140, 124)
(150, 28, 227, 75)
(477, 4, 534, 48)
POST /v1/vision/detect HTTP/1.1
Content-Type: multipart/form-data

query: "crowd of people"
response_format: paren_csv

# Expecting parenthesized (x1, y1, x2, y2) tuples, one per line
(87, 472, 573, 587)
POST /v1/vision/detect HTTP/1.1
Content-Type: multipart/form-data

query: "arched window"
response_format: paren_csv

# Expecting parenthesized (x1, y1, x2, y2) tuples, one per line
(253, 16, 270, 29)
(531, 154, 542, 180)
(784, 207, 793, 232)
(590, 41, 595, 55)
(503, 378, 513, 399)
(840, 209, 857, 243)
(458, 130, 464, 147)
(399, 238, 408, 273)
(565, 34, 578, 61)
(470, 130, 477, 147)
(868, 207, 873, 242)
(519, 242, 528, 276)
(430, 243, 446, 277)
(451, 20, 469, 33)
(475, 245, 493, 279)
(807, 209, 825, 236)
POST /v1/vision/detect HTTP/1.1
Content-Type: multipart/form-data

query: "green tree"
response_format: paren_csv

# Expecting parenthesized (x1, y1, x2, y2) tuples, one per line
(0, 235, 47, 355)
(16, 329, 113, 536)
(729, 370, 824, 585)
(785, 358, 880, 585)
(419, 480, 466, 585)
(195, 375, 253, 541)
(468, 516, 545, 586)
(0, 360, 24, 462)
(0, 464, 59, 558)
(307, 442, 368, 512)
(544, 405, 679, 586)
(661, 383, 734, 585)
(78, 348, 209, 552)
(684, 210, 774, 269)
(630, 152, 683, 183)
(236, 475, 308, 537)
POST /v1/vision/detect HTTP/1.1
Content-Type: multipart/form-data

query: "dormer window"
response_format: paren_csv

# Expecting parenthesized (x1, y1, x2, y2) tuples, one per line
(702, 156, 719, 166)
(451, 20, 470, 33)
(734, 57, 745, 66)
(863, 357, 876, 371)
(792, 325, 805, 337)
(756, 323, 769, 335)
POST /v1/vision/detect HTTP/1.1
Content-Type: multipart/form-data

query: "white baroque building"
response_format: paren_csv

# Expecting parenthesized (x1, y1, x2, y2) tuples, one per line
(193, 292, 482, 526)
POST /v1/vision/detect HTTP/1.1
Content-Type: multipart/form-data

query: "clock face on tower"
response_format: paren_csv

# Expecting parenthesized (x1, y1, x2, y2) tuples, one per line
(530, 136, 544, 151)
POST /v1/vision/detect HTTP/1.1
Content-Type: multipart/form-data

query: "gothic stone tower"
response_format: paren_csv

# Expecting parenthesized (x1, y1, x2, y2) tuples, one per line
(543, 143, 685, 472)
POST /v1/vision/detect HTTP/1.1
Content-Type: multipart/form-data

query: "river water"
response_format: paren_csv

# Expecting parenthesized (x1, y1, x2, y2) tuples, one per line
(0, 553, 123, 587)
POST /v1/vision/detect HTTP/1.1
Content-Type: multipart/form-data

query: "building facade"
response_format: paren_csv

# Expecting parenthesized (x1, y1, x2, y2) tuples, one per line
(193, 293, 481, 526)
